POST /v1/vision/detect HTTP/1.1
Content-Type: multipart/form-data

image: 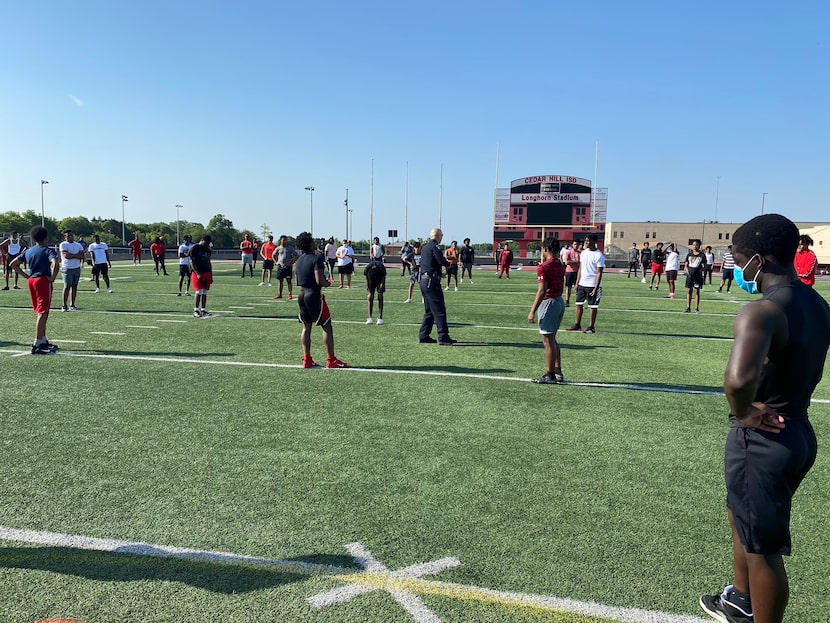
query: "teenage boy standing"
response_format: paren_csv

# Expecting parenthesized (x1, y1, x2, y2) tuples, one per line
(528, 237, 566, 384)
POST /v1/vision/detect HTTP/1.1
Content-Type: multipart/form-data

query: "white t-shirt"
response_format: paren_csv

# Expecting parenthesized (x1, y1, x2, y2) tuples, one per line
(559, 246, 570, 262)
(577, 248, 605, 288)
(336, 245, 353, 266)
(324, 243, 337, 260)
(59, 241, 84, 270)
(665, 250, 680, 272)
(88, 242, 109, 265)
(371, 243, 384, 260)
(179, 242, 194, 265)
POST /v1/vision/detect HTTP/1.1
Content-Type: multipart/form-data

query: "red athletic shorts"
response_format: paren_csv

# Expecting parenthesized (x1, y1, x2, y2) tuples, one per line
(191, 271, 212, 291)
(651, 263, 665, 275)
(28, 276, 53, 315)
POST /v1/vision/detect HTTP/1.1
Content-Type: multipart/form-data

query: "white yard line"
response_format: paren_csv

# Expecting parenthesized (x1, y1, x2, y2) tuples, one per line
(0, 526, 707, 623)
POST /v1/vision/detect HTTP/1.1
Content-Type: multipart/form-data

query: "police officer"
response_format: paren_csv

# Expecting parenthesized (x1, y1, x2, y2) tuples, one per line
(418, 228, 457, 345)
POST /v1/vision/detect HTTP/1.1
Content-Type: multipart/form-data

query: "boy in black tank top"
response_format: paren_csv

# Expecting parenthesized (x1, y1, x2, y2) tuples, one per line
(700, 214, 830, 623)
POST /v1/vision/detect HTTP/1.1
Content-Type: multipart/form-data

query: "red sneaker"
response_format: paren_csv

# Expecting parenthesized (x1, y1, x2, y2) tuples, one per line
(326, 357, 347, 369)
(287, 294, 293, 300)
(337, 285, 344, 289)
(274, 295, 283, 299)
(302, 358, 321, 369)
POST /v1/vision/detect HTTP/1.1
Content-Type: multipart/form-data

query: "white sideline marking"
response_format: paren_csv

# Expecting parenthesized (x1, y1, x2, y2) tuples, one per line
(0, 348, 828, 404)
(49, 339, 86, 344)
(228, 306, 255, 309)
(91, 332, 125, 336)
(125, 325, 159, 329)
(157, 319, 187, 323)
(0, 526, 707, 623)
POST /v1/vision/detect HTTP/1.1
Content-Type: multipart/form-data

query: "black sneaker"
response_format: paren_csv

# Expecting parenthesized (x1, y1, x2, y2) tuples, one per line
(200, 311, 212, 318)
(193, 310, 202, 318)
(438, 338, 458, 346)
(553, 370, 565, 383)
(43, 341, 59, 351)
(419, 337, 437, 343)
(61, 305, 69, 312)
(699, 586, 753, 623)
(583, 327, 596, 334)
(31, 344, 58, 355)
(532, 373, 557, 384)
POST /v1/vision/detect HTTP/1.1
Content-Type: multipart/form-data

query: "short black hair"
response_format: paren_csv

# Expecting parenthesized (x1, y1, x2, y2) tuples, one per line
(541, 237, 560, 255)
(799, 234, 813, 246)
(732, 214, 799, 264)
(296, 231, 315, 253)
(587, 234, 598, 243)
(30, 226, 47, 243)
(201, 234, 212, 245)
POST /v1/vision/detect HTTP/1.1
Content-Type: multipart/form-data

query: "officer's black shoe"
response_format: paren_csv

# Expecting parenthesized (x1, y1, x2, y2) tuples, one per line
(438, 338, 458, 346)
(419, 337, 437, 343)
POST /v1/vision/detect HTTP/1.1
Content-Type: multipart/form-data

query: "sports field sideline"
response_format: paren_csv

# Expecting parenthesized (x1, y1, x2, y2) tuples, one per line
(1, 260, 828, 623)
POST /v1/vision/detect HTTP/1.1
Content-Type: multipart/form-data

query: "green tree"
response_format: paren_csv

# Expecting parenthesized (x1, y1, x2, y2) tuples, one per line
(206, 214, 238, 248)
(58, 216, 94, 237)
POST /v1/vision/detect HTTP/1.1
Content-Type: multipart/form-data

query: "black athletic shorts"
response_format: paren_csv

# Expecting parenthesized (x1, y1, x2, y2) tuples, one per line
(575, 285, 602, 308)
(276, 265, 293, 280)
(565, 272, 577, 287)
(725, 416, 817, 555)
(338, 263, 354, 275)
(685, 272, 704, 290)
(179, 264, 190, 277)
(91, 263, 109, 277)
(447, 264, 458, 276)
(262, 259, 274, 271)
(298, 289, 331, 326)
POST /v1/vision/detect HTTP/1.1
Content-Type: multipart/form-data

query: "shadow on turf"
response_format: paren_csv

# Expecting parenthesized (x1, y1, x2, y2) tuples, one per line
(449, 341, 612, 350)
(0, 546, 356, 593)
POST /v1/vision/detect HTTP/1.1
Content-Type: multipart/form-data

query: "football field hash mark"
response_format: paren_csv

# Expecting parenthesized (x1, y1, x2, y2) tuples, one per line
(0, 525, 708, 623)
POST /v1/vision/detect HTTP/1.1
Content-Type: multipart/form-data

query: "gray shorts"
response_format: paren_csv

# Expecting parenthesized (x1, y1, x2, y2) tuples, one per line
(62, 267, 81, 287)
(242, 254, 254, 265)
(537, 297, 565, 334)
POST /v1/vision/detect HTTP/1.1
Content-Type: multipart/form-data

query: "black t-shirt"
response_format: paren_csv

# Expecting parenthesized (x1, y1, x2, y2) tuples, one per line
(651, 248, 666, 264)
(460, 246, 475, 264)
(685, 251, 706, 276)
(640, 248, 652, 263)
(187, 243, 212, 273)
(295, 252, 325, 291)
(756, 282, 830, 418)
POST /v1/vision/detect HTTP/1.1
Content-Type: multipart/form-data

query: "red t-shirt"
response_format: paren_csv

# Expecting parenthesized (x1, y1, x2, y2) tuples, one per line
(128, 239, 142, 253)
(537, 258, 565, 299)
(150, 242, 165, 256)
(261, 241, 276, 260)
(240, 240, 254, 255)
(500, 249, 513, 267)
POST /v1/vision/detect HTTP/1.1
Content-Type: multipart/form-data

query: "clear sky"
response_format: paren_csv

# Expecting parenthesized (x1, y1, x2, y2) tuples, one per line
(1, 1, 827, 244)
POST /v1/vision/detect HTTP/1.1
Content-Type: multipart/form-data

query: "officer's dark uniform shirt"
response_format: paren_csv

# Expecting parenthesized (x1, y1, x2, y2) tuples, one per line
(756, 281, 830, 419)
(419, 240, 448, 278)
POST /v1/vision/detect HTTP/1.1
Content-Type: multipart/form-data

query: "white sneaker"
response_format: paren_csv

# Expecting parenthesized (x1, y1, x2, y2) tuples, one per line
(267, 282, 273, 286)
(376, 318, 384, 325)
(258, 282, 266, 286)
(444, 286, 449, 291)
(94, 288, 100, 293)
(641, 278, 646, 283)
(366, 318, 373, 324)
(107, 288, 113, 293)
(454, 286, 458, 291)
(469, 279, 474, 284)
(460, 279, 464, 284)
(404, 298, 411, 304)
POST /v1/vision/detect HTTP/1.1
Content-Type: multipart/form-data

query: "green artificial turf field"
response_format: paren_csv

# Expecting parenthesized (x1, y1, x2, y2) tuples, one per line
(1, 260, 828, 623)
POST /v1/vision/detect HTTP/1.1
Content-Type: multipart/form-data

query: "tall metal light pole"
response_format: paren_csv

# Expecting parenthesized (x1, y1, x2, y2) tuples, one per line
(761, 192, 768, 215)
(175, 205, 183, 242)
(121, 195, 129, 245)
(40, 180, 49, 227)
(348, 207, 353, 243)
(344, 188, 349, 240)
(304, 186, 315, 235)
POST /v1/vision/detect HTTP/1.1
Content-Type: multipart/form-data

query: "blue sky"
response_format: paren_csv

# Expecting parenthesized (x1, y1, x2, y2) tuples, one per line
(1, 1, 827, 244)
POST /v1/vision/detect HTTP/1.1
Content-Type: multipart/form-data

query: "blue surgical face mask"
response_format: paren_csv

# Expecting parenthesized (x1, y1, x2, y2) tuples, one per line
(734, 254, 760, 294)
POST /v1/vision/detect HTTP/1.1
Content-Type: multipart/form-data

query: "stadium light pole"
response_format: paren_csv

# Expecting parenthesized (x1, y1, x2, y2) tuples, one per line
(344, 188, 349, 240)
(304, 186, 315, 235)
(175, 204, 183, 242)
(121, 195, 129, 245)
(761, 192, 768, 215)
(40, 180, 49, 227)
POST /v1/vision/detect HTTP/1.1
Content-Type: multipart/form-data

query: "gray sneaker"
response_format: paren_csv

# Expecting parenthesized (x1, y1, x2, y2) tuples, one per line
(699, 585, 753, 623)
